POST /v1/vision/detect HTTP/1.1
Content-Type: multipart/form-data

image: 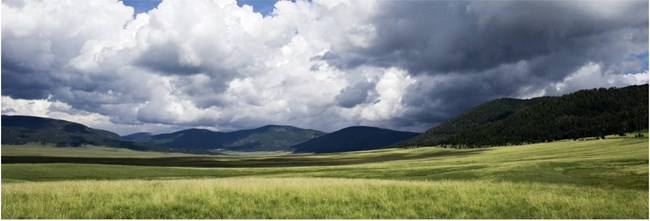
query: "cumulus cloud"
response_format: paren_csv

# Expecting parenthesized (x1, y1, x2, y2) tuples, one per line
(1, 96, 179, 134)
(527, 62, 649, 97)
(2, 0, 133, 98)
(336, 80, 377, 108)
(1, 0, 648, 134)
(327, 1, 648, 74)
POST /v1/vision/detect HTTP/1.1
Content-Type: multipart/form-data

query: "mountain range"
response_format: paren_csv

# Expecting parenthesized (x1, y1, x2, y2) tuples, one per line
(122, 125, 326, 152)
(2, 84, 647, 153)
(1, 115, 155, 151)
(2, 116, 418, 153)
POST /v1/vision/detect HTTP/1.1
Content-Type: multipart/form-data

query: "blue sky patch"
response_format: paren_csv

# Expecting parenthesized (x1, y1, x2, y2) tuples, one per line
(237, 0, 277, 16)
(634, 52, 649, 71)
(624, 52, 649, 74)
(121, 0, 277, 16)
(121, 0, 161, 14)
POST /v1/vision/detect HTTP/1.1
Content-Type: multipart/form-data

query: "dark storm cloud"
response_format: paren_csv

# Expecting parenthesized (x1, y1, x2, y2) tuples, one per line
(1, 34, 57, 100)
(332, 0, 648, 75)
(392, 62, 534, 130)
(1, 70, 53, 99)
(321, 0, 649, 130)
(335, 81, 377, 108)
(136, 44, 204, 75)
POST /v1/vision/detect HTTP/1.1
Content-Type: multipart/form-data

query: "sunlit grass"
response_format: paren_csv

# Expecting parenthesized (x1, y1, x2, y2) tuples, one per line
(2, 177, 647, 219)
(4, 137, 647, 189)
(2, 136, 648, 218)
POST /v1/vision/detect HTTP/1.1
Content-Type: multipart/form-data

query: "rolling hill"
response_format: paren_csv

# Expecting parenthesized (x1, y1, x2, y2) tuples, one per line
(1, 115, 152, 150)
(120, 132, 152, 142)
(124, 125, 326, 152)
(5, 84, 646, 152)
(292, 126, 419, 153)
(402, 84, 649, 147)
(2, 115, 324, 153)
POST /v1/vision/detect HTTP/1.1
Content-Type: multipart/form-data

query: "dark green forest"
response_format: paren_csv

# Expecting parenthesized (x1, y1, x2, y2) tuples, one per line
(1, 115, 153, 150)
(292, 126, 419, 153)
(404, 84, 648, 147)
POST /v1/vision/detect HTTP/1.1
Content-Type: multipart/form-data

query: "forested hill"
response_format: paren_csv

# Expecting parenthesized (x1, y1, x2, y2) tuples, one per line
(1, 115, 153, 150)
(124, 125, 325, 152)
(292, 126, 419, 153)
(402, 84, 648, 147)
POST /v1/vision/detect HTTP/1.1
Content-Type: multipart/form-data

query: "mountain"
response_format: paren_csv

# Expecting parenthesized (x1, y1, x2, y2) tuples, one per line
(126, 125, 326, 152)
(402, 84, 649, 147)
(292, 126, 420, 153)
(1, 115, 153, 150)
(2, 115, 324, 152)
(121, 132, 152, 142)
(397, 97, 552, 146)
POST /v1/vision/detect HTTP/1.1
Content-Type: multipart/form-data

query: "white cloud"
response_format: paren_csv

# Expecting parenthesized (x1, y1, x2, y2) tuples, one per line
(2, 0, 133, 72)
(337, 67, 415, 122)
(2, 0, 384, 133)
(1, 96, 177, 135)
(1, 0, 647, 134)
(521, 62, 649, 98)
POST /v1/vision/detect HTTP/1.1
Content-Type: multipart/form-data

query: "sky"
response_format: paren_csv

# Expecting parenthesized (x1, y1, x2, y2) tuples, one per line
(122, 0, 162, 14)
(122, 0, 278, 15)
(1, 0, 648, 135)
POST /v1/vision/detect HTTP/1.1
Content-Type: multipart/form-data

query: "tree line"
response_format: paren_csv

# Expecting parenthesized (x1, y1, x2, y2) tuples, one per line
(404, 84, 648, 148)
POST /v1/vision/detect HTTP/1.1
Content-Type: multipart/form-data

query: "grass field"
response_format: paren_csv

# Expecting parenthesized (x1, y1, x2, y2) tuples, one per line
(1, 144, 210, 158)
(2, 144, 290, 158)
(2, 135, 648, 218)
(3, 178, 646, 219)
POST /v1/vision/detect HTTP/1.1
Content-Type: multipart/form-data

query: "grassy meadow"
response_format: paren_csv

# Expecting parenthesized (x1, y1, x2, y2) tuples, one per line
(1, 144, 210, 158)
(2, 135, 648, 218)
(3, 178, 647, 219)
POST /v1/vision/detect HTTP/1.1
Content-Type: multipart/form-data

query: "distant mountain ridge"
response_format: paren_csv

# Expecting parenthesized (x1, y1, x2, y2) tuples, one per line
(1, 115, 415, 153)
(402, 84, 649, 147)
(123, 125, 326, 152)
(4, 84, 647, 153)
(1, 115, 326, 153)
(292, 126, 420, 153)
(1, 115, 153, 150)
(121, 132, 152, 142)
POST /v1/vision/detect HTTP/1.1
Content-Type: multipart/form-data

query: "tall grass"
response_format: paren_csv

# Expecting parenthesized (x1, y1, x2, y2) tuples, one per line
(2, 137, 648, 218)
(2, 178, 647, 219)
(4, 138, 647, 189)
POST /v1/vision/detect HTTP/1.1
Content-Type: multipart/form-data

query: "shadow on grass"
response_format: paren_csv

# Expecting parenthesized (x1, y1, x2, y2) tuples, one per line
(2, 148, 486, 168)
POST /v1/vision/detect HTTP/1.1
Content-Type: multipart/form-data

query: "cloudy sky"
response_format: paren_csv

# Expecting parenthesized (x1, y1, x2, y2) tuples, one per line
(2, 0, 648, 135)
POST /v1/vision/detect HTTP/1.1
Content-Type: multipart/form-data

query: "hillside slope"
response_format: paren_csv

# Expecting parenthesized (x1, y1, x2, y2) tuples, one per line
(292, 126, 419, 153)
(125, 125, 325, 152)
(1, 115, 151, 150)
(404, 84, 648, 147)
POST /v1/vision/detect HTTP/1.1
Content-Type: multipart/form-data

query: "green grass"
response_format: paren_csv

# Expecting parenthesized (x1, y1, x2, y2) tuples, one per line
(4, 138, 647, 189)
(2, 136, 648, 218)
(1, 144, 210, 158)
(2, 178, 647, 219)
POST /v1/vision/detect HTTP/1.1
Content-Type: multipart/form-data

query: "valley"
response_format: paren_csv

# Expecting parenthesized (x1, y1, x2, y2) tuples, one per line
(2, 134, 647, 218)
(2, 0, 647, 219)
(2, 85, 647, 218)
